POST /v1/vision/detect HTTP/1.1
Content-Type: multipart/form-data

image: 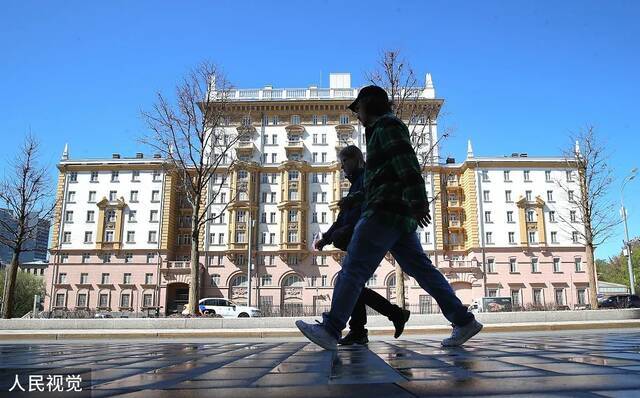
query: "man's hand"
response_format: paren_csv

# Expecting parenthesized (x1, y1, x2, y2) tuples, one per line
(411, 201, 431, 228)
(314, 238, 328, 251)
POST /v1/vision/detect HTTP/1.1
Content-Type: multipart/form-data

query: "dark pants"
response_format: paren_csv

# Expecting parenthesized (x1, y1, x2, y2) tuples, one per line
(349, 287, 401, 334)
(323, 213, 474, 339)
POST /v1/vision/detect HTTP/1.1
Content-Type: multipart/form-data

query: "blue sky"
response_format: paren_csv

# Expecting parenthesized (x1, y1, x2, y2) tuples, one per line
(1, 0, 638, 259)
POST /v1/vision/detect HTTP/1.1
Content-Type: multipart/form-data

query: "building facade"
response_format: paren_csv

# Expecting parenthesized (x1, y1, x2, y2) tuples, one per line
(44, 73, 588, 315)
(0, 208, 50, 268)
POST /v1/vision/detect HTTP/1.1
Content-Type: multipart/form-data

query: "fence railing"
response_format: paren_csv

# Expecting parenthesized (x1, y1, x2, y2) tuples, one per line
(31, 302, 594, 319)
(256, 303, 443, 317)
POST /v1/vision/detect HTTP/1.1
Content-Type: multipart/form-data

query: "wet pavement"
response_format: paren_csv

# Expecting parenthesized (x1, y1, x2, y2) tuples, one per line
(1, 330, 640, 397)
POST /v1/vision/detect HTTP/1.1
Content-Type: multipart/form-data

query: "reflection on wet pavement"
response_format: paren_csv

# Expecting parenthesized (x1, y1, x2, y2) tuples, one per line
(0, 331, 639, 396)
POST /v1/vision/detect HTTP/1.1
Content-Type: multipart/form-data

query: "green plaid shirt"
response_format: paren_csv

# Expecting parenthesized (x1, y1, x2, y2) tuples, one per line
(362, 113, 428, 233)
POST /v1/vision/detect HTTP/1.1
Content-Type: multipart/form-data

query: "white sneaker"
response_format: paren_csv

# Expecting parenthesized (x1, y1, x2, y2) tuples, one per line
(295, 320, 338, 351)
(441, 319, 483, 347)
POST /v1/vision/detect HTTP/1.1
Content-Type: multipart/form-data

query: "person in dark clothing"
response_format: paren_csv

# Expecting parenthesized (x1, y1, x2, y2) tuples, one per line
(296, 85, 482, 351)
(315, 145, 410, 345)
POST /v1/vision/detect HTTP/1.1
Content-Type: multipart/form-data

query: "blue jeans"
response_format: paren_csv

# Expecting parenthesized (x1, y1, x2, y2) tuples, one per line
(322, 213, 475, 338)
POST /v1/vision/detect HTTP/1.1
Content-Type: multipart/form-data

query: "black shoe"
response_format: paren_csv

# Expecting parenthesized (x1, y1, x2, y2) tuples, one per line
(392, 308, 411, 338)
(338, 330, 369, 345)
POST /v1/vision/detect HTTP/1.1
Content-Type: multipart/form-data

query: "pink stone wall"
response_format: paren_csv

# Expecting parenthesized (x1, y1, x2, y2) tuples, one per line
(44, 247, 590, 315)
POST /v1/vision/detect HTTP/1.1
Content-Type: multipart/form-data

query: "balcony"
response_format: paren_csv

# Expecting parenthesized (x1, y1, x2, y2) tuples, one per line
(285, 140, 305, 156)
(446, 180, 463, 191)
(448, 220, 465, 231)
(447, 200, 463, 209)
(335, 124, 355, 135)
(161, 261, 191, 273)
(440, 259, 481, 270)
(235, 141, 256, 157)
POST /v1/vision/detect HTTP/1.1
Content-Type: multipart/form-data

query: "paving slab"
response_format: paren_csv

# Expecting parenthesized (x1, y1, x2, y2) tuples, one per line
(0, 330, 639, 396)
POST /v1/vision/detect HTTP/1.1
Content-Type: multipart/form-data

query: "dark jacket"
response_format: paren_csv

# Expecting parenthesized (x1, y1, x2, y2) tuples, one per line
(322, 167, 364, 250)
(363, 113, 428, 233)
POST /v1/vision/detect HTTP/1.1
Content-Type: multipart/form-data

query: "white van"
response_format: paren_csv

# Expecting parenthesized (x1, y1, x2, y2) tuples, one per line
(183, 298, 262, 318)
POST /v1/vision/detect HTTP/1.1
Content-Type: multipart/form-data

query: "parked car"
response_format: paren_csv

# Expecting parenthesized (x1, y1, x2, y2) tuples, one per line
(182, 298, 262, 318)
(598, 294, 640, 309)
(94, 313, 113, 318)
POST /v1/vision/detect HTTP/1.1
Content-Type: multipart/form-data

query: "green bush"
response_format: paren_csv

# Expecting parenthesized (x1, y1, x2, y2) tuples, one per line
(0, 269, 45, 318)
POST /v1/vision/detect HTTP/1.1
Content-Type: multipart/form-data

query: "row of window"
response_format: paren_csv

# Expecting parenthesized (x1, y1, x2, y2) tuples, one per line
(241, 114, 350, 126)
(54, 291, 154, 309)
(62, 230, 158, 245)
(479, 170, 575, 183)
(56, 252, 312, 267)
(57, 272, 154, 285)
(487, 287, 588, 307)
(67, 189, 161, 204)
(262, 133, 334, 145)
(259, 152, 339, 165)
(68, 170, 162, 184)
(207, 273, 329, 288)
(65, 227, 577, 248)
(481, 230, 581, 245)
(480, 209, 577, 224)
(58, 252, 157, 264)
(484, 257, 583, 273)
(65, 208, 160, 224)
(477, 189, 575, 203)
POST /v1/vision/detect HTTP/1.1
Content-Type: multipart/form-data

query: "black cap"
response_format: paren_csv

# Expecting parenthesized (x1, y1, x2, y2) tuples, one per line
(347, 85, 389, 112)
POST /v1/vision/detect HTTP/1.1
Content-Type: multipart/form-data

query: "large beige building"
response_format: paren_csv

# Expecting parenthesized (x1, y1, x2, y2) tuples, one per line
(44, 73, 589, 316)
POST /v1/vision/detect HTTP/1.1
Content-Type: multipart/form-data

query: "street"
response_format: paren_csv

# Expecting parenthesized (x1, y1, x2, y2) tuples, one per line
(1, 329, 639, 397)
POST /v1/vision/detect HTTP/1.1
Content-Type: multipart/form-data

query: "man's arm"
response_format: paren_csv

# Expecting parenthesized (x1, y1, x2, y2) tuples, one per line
(316, 211, 345, 249)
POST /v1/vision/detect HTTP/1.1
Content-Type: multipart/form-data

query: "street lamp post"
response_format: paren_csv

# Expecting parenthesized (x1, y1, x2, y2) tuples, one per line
(621, 168, 638, 295)
(247, 217, 256, 307)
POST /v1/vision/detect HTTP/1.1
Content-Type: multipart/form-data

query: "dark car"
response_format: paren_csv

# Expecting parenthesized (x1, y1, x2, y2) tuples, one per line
(599, 294, 640, 309)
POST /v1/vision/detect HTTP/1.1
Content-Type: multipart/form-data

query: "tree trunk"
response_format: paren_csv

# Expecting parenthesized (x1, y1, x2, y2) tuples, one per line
(188, 200, 200, 315)
(585, 243, 599, 309)
(395, 264, 406, 309)
(1, 252, 20, 319)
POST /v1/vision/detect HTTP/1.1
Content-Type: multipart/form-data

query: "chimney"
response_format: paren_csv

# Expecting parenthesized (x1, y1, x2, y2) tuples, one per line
(153, 153, 161, 159)
(112, 153, 121, 159)
(135, 152, 144, 159)
(445, 157, 456, 164)
(61, 143, 69, 161)
(511, 153, 519, 157)
(519, 153, 528, 157)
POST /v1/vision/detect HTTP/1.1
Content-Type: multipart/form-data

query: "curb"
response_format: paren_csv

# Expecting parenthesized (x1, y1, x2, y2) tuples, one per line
(0, 320, 639, 340)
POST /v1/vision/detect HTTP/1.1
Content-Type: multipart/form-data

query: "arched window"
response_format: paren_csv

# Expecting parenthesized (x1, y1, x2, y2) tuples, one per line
(387, 274, 396, 287)
(230, 274, 247, 287)
(282, 274, 303, 287)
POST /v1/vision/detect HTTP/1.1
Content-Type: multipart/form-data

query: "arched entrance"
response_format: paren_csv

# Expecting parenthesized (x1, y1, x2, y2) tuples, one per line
(229, 274, 248, 305)
(166, 282, 189, 315)
(386, 273, 408, 305)
(281, 273, 304, 316)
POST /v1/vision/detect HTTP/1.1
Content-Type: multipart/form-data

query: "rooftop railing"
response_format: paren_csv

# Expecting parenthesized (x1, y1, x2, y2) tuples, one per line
(208, 86, 433, 102)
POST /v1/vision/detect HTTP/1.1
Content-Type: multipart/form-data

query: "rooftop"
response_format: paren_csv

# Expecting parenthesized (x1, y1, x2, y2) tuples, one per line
(208, 72, 437, 102)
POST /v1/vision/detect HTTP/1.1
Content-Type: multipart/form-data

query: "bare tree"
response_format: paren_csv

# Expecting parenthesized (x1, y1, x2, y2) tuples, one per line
(368, 50, 447, 308)
(141, 61, 239, 315)
(0, 134, 55, 318)
(556, 126, 619, 308)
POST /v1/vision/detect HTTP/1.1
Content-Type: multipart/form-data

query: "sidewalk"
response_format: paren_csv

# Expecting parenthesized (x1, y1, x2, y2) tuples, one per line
(1, 319, 639, 340)
(2, 330, 640, 397)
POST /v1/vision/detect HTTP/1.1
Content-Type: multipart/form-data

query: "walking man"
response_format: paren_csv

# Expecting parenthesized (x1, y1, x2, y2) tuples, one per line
(316, 145, 410, 345)
(296, 85, 483, 350)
